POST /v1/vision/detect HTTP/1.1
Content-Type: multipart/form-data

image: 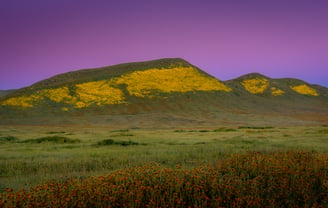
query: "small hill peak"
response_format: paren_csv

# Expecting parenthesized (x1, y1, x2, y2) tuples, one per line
(227, 73, 271, 95)
(236, 72, 270, 80)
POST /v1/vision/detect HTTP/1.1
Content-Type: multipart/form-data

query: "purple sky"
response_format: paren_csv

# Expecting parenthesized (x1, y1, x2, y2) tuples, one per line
(1, 0, 328, 90)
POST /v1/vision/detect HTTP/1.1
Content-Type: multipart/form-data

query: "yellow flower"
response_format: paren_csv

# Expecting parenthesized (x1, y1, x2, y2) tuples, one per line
(290, 84, 319, 96)
(271, 87, 285, 96)
(41, 87, 73, 102)
(1, 66, 232, 108)
(241, 78, 269, 94)
(1, 94, 40, 107)
(114, 67, 231, 97)
(74, 80, 125, 108)
(1, 87, 73, 108)
(61, 107, 69, 111)
(0, 82, 125, 108)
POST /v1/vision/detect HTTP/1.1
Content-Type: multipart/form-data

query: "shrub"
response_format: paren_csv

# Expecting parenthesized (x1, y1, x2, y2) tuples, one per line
(46, 131, 66, 134)
(1, 151, 327, 207)
(213, 128, 237, 132)
(174, 129, 187, 132)
(318, 129, 328, 134)
(98, 139, 139, 146)
(199, 130, 210, 132)
(97, 139, 115, 145)
(22, 136, 80, 144)
(110, 129, 129, 133)
(111, 133, 134, 137)
(115, 140, 139, 146)
(0, 136, 18, 143)
(239, 126, 274, 129)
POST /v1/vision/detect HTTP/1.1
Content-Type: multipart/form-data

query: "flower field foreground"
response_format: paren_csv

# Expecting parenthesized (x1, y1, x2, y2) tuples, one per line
(1, 151, 328, 207)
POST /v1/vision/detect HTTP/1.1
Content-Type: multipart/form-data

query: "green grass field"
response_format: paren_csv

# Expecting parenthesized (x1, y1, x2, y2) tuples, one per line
(1, 124, 328, 192)
(1, 60, 328, 206)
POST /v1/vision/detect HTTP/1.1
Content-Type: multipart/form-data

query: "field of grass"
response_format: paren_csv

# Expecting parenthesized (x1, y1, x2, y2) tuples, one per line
(0, 124, 328, 206)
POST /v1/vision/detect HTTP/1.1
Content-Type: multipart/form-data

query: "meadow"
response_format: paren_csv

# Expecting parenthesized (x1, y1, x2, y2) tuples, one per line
(1, 124, 328, 207)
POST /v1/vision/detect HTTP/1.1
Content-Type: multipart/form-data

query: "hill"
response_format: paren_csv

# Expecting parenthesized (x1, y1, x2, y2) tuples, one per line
(0, 90, 15, 98)
(0, 58, 327, 127)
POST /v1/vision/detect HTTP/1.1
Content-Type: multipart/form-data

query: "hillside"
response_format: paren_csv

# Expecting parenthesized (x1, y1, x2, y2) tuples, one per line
(0, 58, 327, 127)
(0, 90, 15, 98)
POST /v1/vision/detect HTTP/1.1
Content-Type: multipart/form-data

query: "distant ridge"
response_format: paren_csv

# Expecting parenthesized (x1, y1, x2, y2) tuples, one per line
(226, 72, 324, 97)
(0, 58, 327, 127)
(232, 72, 271, 80)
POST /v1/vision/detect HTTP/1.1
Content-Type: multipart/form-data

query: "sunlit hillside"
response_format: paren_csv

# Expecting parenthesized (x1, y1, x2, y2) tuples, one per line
(0, 58, 327, 127)
(0, 64, 231, 109)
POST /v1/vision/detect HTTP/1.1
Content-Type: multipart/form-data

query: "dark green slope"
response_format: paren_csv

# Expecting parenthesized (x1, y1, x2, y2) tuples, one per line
(0, 90, 15, 98)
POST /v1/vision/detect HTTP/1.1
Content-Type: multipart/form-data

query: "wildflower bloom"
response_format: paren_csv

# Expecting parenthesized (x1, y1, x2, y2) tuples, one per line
(114, 67, 232, 97)
(1, 151, 327, 207)
(0, 67, 231, 109)
(271, 87, 285, 96)
(290, 84, 319, 96)
(241, 78, 269, 94)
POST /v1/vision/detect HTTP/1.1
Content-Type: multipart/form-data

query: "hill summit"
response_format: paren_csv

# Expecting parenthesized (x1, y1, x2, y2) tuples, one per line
(0, 58, 327, 127)
(0, 58, 231, 109)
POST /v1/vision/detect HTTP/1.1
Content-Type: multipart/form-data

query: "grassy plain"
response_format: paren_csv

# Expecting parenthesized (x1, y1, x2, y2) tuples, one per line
(1, 124, 328, 191)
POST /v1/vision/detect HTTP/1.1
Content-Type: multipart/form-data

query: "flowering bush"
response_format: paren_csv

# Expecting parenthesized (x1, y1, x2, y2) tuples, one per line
(1, 151, 327, 207)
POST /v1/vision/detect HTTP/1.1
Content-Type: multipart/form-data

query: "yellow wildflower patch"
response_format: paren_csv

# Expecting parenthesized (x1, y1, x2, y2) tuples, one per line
(1, 94, 40, 107)
(290, 84, 319, 96)
(61, 107, 69, 112)
(271, 87, 285, 96)
(114, 67, 231, 97)
(41, 87, 73, 102)
(1, 81, 125, 108)
(1, 67, 232, 108)
(241, 78, 269, 94)
(1, 87, 74, 108)
(74, 80, 125, 108)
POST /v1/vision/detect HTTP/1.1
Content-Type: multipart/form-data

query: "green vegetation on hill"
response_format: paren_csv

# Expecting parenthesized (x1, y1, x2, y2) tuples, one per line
(0, 58, 231, 110)
(0, 90, 15, 98)
(5, 58, 193, 95)
(0, 58, 327, 127)
(226, 72, 322, 97)
(0, 59, 327, 206)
